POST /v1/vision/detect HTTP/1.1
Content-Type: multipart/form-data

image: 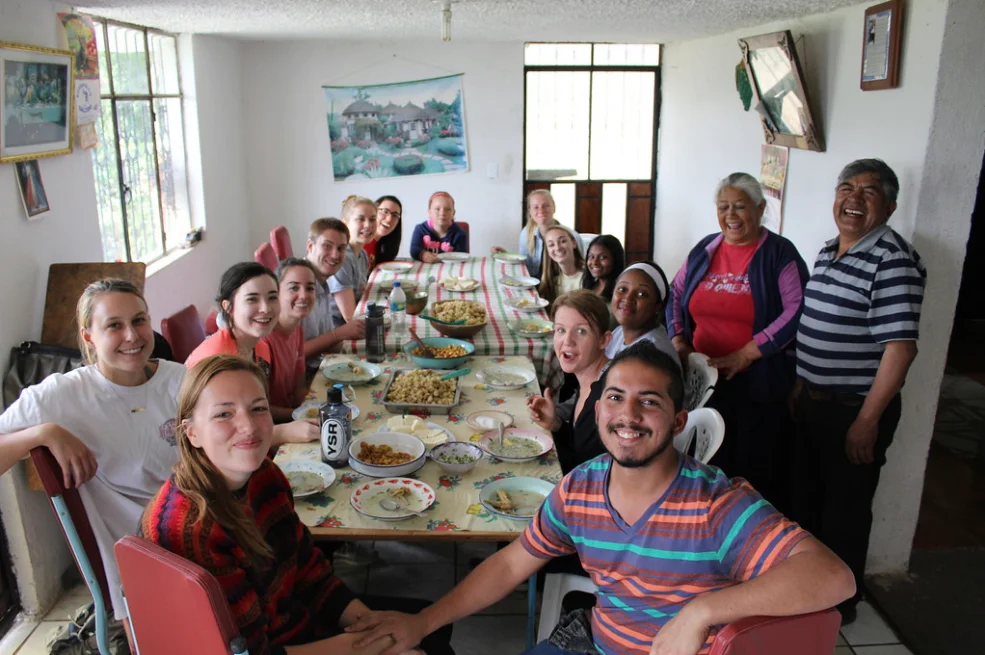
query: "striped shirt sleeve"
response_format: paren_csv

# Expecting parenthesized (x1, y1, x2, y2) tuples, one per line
(520, 480, 576, 560)
(714, 480, 810, 582)
(867, 252, 925, 343)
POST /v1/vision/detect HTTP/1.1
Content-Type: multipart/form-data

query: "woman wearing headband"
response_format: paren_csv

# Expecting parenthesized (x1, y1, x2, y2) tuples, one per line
(410, 192, 469, 263)
(606, 261, 680, 368)
(665, 172, 808, 510)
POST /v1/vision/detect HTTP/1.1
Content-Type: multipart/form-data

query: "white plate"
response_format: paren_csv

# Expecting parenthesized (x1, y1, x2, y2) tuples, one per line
(437, 252, 470, 262)
(500, 275, 539, 289)
(466, 410, 515, 431)
(479, 477, 554, 520)
(505, 296, 549, 313)
(493, 252, 527, 263)
(382, 417, 454, 449)
(478, 428, 554, 462)
(279, 461, 336, 498)
(477, 366, 536, 390)
(378, 261, 414, 274)
(322, 361, 383, 385)
(440, 277, 479, 292)
(350, 478, 436, 521)
(510, 318, 553, 338)
(292, 401, 360, 422)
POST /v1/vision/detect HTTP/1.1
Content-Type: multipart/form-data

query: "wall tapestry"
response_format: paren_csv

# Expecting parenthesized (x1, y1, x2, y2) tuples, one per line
(324, 74, 468, 181)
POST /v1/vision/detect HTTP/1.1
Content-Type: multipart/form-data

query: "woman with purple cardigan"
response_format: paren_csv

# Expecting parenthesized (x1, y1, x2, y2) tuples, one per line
(666, 173, 808, 512)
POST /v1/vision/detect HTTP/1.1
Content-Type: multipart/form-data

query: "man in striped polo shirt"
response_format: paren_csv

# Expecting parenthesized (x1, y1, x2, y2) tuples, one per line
(792, 158, 926, 625)
(346, 342, 855, 655)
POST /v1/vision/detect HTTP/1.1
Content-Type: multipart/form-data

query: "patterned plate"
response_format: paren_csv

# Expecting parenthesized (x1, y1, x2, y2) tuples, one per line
(350, 478, 436, 521)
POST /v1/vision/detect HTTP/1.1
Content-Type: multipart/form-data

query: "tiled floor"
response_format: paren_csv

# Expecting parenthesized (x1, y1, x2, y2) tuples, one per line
(0, 541, 913, 654)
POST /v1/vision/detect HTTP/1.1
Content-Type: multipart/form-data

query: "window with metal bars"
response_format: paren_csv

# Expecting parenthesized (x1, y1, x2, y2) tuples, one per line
(89, 18, 190, 264)
(523, 43, 660, 263)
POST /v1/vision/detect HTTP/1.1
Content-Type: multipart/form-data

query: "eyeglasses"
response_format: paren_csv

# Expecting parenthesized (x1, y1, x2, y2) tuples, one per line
(378, 207, 401, 221)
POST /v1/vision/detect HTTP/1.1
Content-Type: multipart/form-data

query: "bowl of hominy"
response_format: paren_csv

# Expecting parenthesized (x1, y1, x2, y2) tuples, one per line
(426, 300, 488, 338)
(402, 337, 474, 369)
(381, 368, 462, 414)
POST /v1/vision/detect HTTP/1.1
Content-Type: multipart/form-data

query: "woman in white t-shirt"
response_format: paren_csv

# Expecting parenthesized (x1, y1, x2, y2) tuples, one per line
(606, 262, 680, 371)
(537, 224, 585, 308)
(0, 279, 185, 621)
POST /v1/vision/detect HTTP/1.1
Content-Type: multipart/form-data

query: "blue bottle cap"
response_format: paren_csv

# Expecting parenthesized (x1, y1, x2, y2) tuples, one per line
(393, 281, 401, 287)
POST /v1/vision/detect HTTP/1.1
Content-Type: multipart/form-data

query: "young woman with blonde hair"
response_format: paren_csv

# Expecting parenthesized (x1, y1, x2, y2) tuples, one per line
(493, 189, 570, 279)
(0, 279, 185, 623)
(331, 195, 377, 324)
(537, 224, 586, 307)
(410, 192, 469, 262)
(140, 355, 454, 655)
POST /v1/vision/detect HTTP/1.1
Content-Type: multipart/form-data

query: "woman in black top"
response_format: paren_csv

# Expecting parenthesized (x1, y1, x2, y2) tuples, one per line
(526, 290, 611, 473)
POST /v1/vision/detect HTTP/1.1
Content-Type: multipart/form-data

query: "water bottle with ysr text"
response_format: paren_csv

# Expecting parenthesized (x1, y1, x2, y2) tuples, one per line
(319, 384, 351, 468)
(389, 281, 407, 335)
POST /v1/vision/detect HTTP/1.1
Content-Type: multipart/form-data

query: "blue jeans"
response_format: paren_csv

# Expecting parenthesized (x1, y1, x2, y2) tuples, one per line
(521, 642, 585, 655)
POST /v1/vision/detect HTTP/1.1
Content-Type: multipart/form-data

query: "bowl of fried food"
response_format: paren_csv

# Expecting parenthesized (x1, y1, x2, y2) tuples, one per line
(348, 432, 426, 477)
(402, 337, 474, 369)
(382, 369, 461, 414)
(426, 300, 487, 338)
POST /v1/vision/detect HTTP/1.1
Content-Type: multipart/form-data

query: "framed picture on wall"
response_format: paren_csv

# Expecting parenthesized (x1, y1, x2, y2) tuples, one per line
(738, 30, 824, 152)
(15, 159, 50, 219)
(0, 42, 74, 163)
(861, 0, 904, 91)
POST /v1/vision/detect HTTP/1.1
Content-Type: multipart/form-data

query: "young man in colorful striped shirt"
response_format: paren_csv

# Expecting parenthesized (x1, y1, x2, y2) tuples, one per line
(791, 158, 926, 625)
(346, 341, 855, 655)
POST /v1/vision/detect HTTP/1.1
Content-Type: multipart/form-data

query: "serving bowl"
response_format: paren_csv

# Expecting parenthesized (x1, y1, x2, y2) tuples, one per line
(427, 300, 487, 338)
(478, 477, 555, 520)
(348, 432, 426, 477)
(403, 337, 474, 369)
(406, 290, 428, 315)
(477, 428, 554, 463)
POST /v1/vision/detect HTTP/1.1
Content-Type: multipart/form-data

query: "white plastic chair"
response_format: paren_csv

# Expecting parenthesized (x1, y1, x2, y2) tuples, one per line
(685, 352, 718, 410)
(672, 407, 726, 464)
(538, 409, 726, 641)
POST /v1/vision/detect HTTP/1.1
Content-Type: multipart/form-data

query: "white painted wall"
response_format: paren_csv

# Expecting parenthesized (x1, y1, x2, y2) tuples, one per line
(241, 41, 524, 258)
(0, 1, 248, 613)
(656, 0, 984, 574)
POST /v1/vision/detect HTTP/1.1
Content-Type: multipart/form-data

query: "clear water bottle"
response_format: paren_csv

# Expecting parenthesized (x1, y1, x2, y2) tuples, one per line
(319, 384, 351, 468)
(389, 281, 407, 335)
(365, 302, 386, 364)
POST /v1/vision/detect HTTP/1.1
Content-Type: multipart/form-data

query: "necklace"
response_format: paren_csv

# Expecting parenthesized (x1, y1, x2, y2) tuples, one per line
(128, 363, 156, 414)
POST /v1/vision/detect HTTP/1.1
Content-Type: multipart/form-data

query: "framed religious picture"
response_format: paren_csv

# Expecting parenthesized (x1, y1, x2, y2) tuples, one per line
(738, 30, 824, 152)
(15, 159, 50, 219)
(860, 0, 904, 91)
(0, 42, 74, 163)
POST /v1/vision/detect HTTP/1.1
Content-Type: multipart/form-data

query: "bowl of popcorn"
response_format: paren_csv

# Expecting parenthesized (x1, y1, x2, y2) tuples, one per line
(402, 337, 474, 369)
(426, 300, 488, 338)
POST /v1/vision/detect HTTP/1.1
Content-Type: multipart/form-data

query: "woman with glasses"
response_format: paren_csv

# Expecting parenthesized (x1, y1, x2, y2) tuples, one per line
(366, 195, 403, 270)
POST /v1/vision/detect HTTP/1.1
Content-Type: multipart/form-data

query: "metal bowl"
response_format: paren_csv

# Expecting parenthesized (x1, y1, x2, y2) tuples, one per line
(406, 290, 428, 315)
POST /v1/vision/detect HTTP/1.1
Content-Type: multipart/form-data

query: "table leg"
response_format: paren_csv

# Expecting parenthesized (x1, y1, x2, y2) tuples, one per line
(526, 572, 537, 650)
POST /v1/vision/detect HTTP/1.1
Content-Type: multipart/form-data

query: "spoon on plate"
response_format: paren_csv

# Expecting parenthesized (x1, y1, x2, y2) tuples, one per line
(379, 496, 427, 517)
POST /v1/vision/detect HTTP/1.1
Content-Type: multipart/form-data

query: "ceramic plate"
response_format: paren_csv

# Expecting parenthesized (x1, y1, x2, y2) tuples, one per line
(349, 455, 426, 479)
(322, 361, 383, 385)
(440, 277, 480, 292)
(510, 318, 554, 338)
(377, 261, 415, 274)
(292, 400, 360, 422)
(279, 461, 336, 498)
(478, 428, 554, 463)
(477, 366, 536, 390)
(382, 416, 454, 449)
(500, 276, 539, 289)
(479, 477, 555, 520)
(493, 252, 526, 263)
(350, 478, 436, 521)
(466, 410, 515, 431)
(437, 252, 470, 262)
(505, 296, 549, 313)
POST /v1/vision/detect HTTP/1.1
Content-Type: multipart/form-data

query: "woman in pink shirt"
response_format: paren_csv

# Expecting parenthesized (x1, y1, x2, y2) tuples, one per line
(262, 258, 317, 422)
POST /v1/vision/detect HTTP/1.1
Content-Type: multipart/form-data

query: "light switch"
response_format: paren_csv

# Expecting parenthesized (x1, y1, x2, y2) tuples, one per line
(486, 163, 498, 179)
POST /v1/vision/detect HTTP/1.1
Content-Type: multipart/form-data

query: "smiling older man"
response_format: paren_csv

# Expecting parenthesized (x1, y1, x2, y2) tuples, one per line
(791, 159, 927, 625)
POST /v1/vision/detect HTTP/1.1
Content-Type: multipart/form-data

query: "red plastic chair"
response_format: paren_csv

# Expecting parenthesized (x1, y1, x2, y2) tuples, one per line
(160, 305, 206, 364)
(270, 225, 293, 261)
(205, 310, 219, 336)
(709, 609, 841, 654)
(31, 447, 114, 654)
(457, 221, 470, 236)
(254, 242, 278, 271)
(115, 536, 247, 655)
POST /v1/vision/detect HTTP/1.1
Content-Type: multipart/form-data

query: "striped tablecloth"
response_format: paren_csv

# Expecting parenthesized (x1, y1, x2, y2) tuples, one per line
(276, 354, 563, 540)
(349, 257, 563, 391)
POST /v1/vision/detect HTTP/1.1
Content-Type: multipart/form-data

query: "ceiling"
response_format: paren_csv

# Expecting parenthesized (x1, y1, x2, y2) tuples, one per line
(75, 0, 863, 42)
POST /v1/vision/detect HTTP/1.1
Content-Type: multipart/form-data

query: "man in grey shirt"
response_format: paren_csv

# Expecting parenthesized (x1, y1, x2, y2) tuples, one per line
(302, 217, 366, 374)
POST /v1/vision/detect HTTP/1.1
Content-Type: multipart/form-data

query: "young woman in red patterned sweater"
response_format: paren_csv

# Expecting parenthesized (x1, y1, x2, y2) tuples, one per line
(140, 355, 453, 655)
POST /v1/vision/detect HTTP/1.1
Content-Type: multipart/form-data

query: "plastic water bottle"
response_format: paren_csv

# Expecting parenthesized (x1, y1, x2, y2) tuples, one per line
(389, 281, 407, 335)
(319, 384, 351, 468)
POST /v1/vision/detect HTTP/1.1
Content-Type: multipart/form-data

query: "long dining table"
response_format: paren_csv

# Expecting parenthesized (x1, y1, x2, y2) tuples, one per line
(347, 256, 564, 391)
(275, 351, 564, 647)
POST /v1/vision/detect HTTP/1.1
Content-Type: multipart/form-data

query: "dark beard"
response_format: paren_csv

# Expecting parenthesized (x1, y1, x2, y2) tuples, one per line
(603, 422, 672, 468)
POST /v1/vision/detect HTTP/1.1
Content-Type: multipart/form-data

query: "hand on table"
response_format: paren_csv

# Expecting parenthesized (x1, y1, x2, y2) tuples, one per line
(707, 342, 762, 381)
(526, 388, 560, 432)
(347, 610, 429, 655)
(490, 246, 506, 254)
(337, 318, 366, 342)
(277, 419, 320, 444)
(647, 602, 710, 655)
(420, 252, 440, 264)
(845, 415, 878, 465)
(41, 423, 98, 488)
